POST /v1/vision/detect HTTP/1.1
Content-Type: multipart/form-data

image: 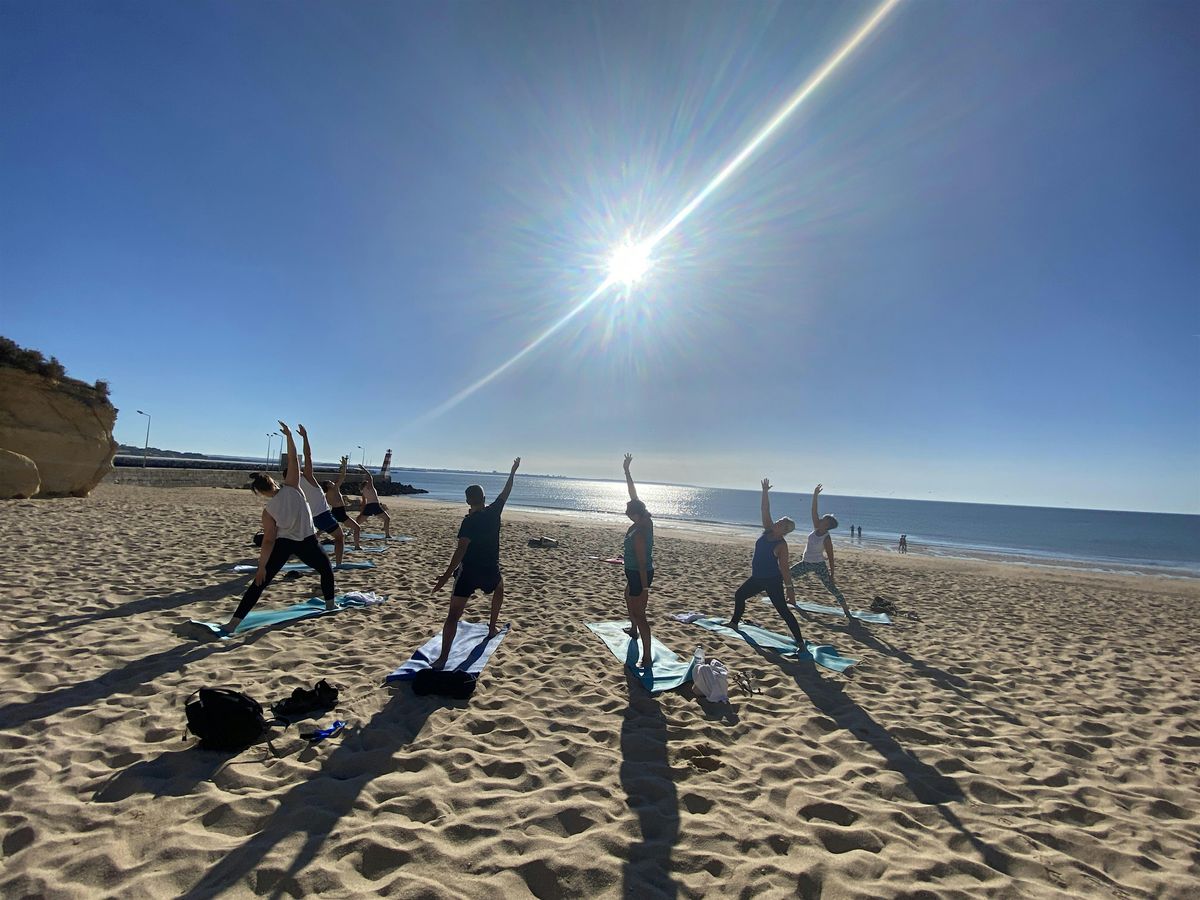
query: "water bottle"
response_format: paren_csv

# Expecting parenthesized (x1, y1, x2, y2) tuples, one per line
(692, 645, 704, 666)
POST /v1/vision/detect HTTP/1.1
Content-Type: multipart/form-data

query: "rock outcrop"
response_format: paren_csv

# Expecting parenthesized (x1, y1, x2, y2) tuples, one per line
(0, 448, 40, 498)
(0, 368, 117, 497)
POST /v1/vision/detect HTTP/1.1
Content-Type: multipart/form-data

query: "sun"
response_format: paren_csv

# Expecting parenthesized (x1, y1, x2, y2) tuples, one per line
(607, 240, 652, 286)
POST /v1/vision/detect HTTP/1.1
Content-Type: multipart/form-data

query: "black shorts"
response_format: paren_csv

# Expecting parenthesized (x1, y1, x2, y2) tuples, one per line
(332, 506, 351, 523)
(361, 502, 385, 517)
(452, 567, 502, 597)
(313, 510, 339, 533)
(625, 569, 654, 595)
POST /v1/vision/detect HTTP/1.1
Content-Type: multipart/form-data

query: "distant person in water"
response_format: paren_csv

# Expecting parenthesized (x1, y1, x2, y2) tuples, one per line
(322, 455, 362, 549)
(430, 457, 521, 669)
(790, 484, 853, 618)
(621, 453, 655, 669)
(223, 422, 336, 633)
(899, 534, 908, 554)
(724, 478, 806, 646)
(355, 464, 392, 538)
(295, 425, 349, 566)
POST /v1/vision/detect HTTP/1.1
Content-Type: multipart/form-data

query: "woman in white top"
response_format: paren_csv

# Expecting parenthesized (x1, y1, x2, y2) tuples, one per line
(222, 421, 336, 632)
(789, 483, 853, 619)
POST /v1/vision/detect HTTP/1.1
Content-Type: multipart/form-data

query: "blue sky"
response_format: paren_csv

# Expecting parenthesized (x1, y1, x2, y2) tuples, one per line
(2, 0, 1196, 513)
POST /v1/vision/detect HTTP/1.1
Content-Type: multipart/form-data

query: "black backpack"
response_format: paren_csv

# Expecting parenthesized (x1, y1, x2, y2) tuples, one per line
(185, 688, 274, 751)
(412, 669, 477, 700)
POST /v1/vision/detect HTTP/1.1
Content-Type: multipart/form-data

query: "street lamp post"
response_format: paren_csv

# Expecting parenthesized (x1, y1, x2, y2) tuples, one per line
(357, 445, 365, 466)
(136, 410, 151, 468)
(266, 432, 276, 468)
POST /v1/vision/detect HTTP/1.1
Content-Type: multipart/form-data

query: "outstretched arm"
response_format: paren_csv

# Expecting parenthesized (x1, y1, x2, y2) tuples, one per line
(811, 483, 823, 528)
(279, 422, 299, 487)
(760, 478, 773, 530)
(297, 424, 314, 483)
(623, 453, 639, 502)
(496, 457, 521, 505)
(335, 455, 348, 489)
(775, 540, 795, 603)
(825, 536, 836, 584)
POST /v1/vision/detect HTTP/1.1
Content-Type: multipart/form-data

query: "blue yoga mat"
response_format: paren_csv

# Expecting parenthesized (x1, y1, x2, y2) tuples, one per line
(690, 617, 858, 673)
(321, 544, 389, 554)
(359, 533, 413, 542)
(773, 599, 892, 625)
(232, 561, 374, 573)
(385, 621, 508, 682)
(190, 593, 388, 638)
(587, 621, 697, 693)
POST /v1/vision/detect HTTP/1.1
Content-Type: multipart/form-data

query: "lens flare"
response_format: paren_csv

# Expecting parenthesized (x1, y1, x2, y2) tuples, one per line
(422, 0, 902, 421)
(607, 241, 652, 286)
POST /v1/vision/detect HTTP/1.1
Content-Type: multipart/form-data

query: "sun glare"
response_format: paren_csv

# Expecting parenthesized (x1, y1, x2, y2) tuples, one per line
(607, 241, 652, 286)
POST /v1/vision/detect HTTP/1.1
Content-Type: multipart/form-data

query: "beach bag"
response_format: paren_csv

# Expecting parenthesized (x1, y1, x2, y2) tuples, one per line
(692, 658, 730, 702)
(412, 668, 477, 700)
(185, 688, 270, 751)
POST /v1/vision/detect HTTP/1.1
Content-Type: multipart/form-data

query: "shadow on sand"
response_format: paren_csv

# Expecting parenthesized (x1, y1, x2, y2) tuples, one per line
(620, 671, 680, 900)
(2, 576, 252, 646)
(179, 686, 461, 899)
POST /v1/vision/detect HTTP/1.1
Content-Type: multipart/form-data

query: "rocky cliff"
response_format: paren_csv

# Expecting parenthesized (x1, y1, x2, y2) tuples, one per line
(0, 368, 118, 497)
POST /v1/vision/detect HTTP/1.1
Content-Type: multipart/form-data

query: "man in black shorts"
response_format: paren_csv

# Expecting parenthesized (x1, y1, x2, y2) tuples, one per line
(430, 457, 521, 669)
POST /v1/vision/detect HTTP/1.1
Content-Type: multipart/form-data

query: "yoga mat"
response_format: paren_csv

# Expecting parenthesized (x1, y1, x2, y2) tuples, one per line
(320, 544, 389, 554)
(385, 621, 508, 682)
(586, 621, 697, 693)
(190, 593, 388, 639)
(232, 561, 375, 573)
(689, 617, 858, 673)
(585, 556, 625, 566)
(359, 533, 413, 542)
(784, 599, 892, 625)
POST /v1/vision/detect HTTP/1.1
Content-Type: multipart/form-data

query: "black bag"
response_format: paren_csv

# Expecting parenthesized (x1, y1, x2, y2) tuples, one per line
(412, 668, 477, 699)
(185, 688, 270, 751)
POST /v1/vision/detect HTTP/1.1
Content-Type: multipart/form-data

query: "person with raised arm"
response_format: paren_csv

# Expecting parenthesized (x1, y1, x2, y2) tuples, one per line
(723, 479, 807, 645)
(222, 422, 337, 633)
(621, 453, 655, 669)
(295, 425, 349, 566)
(790, 483, 853, 618)
(355, 463, 392, 539)
(430, 457, 521, 669)
(321, 455, 362, 549)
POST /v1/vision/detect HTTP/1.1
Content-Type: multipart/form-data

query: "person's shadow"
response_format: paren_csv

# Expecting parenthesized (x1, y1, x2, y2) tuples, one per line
(1, 576, 251, 646)
(179, 685, 460, 900)
(770, 649, 1010, 872)
(619, 672, 681, 900)
(798, 611, 1023, 727)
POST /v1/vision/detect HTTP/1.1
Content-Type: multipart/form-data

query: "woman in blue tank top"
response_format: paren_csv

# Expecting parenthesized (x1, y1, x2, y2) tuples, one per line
(723, 478, 806, 646)
(620, 454, 655, 669)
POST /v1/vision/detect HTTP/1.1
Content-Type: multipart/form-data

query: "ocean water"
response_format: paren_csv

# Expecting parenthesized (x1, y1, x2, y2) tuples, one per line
(386, 469, 1200, 576)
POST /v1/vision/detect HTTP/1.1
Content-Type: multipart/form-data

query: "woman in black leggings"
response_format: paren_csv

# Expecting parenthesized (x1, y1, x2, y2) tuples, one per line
(724, 478, 806, 646)
(222, 421, 336, 633)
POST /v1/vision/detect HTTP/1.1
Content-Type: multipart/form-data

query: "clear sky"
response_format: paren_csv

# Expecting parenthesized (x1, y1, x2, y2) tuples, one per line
(2, 0, 1197, 513)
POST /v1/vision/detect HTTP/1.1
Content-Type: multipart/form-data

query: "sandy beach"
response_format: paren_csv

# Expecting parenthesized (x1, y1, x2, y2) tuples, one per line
(1, 483, 1197, 899)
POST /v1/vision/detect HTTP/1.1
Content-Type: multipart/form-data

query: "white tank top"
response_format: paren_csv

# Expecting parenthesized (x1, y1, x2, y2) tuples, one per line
(265, 485, 317, 542)
(300, 477, 330, 516)
(803, 530, 827, 563)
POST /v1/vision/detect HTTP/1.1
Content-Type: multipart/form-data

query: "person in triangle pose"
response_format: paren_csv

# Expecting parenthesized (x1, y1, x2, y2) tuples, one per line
(430, 457, 521, 669)
(723, 478, 806, 646)
(223, 422, 336, 633)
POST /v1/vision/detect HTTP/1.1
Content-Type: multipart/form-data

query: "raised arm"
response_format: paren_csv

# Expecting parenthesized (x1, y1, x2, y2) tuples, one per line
(760, 478, 773, 530)
(623, 453, 639, 502)
(297, 423, 315, 483)
(278, 422, 300, 487)
(335, 455, 349, 489)
(811, 483, 823, 529)
(496, 457, 521, 505)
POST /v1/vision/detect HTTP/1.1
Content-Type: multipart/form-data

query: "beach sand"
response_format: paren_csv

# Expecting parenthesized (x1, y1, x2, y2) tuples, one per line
(1, 484, 1197, 898)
